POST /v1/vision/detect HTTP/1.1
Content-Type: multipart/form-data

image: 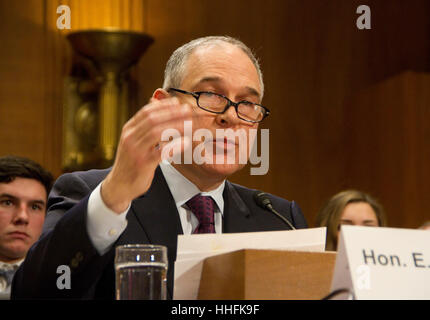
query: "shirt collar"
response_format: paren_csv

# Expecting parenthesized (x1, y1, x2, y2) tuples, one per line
(0, 259, 23, 270)
(159, 160, 225, 214)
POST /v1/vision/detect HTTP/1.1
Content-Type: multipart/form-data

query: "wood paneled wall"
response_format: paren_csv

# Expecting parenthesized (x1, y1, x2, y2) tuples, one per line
(1, 0, 429, 228)
(344, 72, 430, 229)
(0, 1, 61, 173)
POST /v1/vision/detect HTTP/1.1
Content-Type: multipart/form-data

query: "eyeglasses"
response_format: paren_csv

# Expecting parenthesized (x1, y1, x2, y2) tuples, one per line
(168, 88, 270, 123)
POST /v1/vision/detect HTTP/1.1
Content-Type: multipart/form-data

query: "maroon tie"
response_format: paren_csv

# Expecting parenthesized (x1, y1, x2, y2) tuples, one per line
(186, 194, 216, 234)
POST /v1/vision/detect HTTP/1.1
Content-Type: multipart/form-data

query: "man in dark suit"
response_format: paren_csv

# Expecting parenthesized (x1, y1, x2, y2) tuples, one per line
(12, 36, 307, 299)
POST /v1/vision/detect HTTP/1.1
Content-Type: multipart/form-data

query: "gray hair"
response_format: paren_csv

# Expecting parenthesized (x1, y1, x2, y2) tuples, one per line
(162, 36, 264, 98)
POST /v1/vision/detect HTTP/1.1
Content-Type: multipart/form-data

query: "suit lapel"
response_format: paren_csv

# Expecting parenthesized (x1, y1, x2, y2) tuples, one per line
(118, 172, 261, 246)
(223, 181, 260, 233)
(126, 166, 183, 246)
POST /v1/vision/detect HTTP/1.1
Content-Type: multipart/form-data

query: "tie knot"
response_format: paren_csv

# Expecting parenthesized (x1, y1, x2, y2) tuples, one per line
(186, 194, 216, 234)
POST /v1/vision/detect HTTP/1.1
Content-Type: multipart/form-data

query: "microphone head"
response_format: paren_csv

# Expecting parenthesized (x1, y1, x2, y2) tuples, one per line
(253, 191, 296, 230)
(253, 191, 272, 209)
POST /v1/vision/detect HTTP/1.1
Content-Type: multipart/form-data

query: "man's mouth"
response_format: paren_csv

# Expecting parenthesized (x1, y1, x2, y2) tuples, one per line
(213, 138, 237, 149)
(7, 231, 30, 240)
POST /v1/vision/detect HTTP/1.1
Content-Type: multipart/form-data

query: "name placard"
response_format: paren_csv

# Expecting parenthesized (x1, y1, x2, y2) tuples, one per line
(331, 226, 430, 299)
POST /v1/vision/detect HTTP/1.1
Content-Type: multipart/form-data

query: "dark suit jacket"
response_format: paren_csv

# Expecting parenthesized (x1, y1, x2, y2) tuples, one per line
(11, 166, 307, 299)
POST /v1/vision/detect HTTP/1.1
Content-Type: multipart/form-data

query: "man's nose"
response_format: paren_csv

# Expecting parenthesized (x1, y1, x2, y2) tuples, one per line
(216, 105, 241, 127)
(13, 204, 30, 225)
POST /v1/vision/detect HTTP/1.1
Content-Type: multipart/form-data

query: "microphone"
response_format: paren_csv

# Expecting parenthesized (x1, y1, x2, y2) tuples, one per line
(253, 191, 296, 230)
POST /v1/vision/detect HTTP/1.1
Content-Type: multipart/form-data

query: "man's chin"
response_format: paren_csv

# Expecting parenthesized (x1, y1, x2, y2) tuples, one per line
(0, 245, 28, 262)
(198, 162, 246, 178)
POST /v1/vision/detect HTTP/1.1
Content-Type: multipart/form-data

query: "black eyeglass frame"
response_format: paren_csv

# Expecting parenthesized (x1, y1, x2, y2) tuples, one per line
(168, 88, 270, 123)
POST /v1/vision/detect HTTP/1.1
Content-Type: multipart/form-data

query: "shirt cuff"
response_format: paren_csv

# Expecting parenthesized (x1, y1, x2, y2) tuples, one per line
(87, 182, 130, 255)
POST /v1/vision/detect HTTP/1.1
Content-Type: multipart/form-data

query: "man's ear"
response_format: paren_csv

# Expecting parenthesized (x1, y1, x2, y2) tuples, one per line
(152, 88, 170, 101)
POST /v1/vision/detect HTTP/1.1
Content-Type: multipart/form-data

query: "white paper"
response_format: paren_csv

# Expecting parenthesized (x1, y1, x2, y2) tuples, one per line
(174, 227, 326, 299)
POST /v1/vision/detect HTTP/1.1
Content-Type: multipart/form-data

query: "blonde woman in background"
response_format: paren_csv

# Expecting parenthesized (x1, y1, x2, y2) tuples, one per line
(315, 190, 387, 251)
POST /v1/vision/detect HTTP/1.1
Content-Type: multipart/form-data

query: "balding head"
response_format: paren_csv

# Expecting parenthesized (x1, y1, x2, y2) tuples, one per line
(162, 36, 264, 99)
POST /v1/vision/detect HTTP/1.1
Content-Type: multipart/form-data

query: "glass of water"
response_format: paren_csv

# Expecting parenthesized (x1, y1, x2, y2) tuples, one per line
(115, 244, 168, 300)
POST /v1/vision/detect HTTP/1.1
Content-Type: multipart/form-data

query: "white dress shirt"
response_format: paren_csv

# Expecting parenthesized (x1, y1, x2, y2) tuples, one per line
(86, 161, 225, 255)
(159, 160, 225, 235)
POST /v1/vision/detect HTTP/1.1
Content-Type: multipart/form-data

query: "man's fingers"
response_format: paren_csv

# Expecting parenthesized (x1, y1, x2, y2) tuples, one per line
(132, 116, 190, 154)
(138, 103, 192, 133)
(158, 136, 192, 163)
(122, 103, 191, 147)
(132, 97, 184, 124)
